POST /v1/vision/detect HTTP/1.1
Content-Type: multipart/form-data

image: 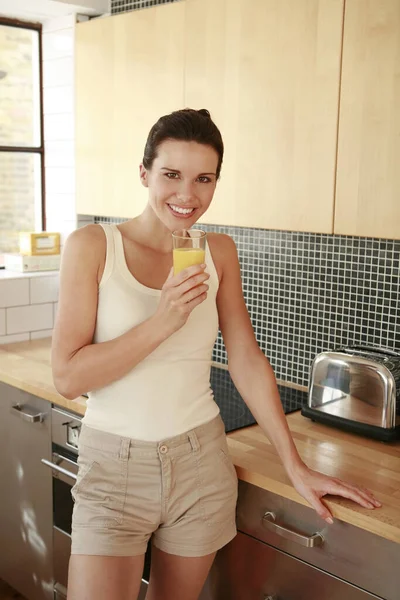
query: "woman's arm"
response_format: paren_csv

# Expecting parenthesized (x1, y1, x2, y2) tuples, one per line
(210, 234, 381, 523)
(52, 225, 209, 399)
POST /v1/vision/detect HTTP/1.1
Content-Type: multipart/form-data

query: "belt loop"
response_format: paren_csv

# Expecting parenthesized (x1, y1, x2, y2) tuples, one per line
(188, 430, 200, 453)
(119, 437, 130, 460)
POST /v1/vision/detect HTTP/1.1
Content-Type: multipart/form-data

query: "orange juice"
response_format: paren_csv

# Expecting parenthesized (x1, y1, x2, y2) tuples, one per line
(173, 248, 205, 275)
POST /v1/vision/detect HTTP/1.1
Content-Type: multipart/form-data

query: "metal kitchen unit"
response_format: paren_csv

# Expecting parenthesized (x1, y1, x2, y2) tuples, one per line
(0, 383, 53, 600)
(202, 481, 399, 600)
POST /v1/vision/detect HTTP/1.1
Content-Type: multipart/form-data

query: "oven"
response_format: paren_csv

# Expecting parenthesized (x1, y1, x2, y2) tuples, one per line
(41, 407, 149, 599)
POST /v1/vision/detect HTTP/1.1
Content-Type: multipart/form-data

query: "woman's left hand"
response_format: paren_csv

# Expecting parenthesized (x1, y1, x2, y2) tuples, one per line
(288, 464, 382, 524)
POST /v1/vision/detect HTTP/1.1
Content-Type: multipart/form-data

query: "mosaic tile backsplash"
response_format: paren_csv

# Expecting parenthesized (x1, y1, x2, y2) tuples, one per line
(88, 215, 400, 388)
(111, 0, 180, 14)
(202, 226, 400, 387)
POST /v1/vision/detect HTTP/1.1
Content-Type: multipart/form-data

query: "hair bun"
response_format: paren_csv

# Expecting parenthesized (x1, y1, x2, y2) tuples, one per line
(198, 109, 211, 119)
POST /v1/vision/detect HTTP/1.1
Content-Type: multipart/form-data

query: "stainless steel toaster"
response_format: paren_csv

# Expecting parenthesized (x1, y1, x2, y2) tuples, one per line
(301, 346, 400, 441)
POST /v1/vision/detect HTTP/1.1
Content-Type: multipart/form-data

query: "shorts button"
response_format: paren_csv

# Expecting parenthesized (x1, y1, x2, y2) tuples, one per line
(160, 445, 168, 454)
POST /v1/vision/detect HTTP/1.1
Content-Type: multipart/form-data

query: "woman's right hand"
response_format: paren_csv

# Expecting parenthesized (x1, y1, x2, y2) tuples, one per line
(155, 265, 210, 336)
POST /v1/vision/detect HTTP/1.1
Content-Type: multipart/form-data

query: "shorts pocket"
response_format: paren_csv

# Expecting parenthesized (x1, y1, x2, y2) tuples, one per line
(71, 458, 96, 502)
(196, 442, 238, 528)
(71, 446, 128, 529)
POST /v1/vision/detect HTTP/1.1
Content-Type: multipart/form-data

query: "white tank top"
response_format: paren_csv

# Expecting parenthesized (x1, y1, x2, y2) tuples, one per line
(82, 224, 220, 441)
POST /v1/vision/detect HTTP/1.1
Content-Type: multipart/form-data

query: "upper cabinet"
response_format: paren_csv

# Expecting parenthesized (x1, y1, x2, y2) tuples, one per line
(75, 3, 185, 218)
(185, 0, 344, 232)
(334, 0, 400, 239)
(75, 0, 400, 239)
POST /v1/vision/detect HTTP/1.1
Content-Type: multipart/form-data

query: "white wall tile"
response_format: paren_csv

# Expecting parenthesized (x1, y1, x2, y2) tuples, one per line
(45, 141, 75, 168)
(0, 333, 30, 345)
(46, 194, 76, 221)
(0, 279, 30, 308)
(0, 309, 5, 336)
(43, 56, 74, 88)
(77, 215, 95, 228)
(30, 276, 59, 305)
(7, 304, 54, 335)
(42, 15, 76, 34)
(30, 330, 53, 341)
(42, 29, 74, 60)
(45, 167, 75, 195)
(43, 85, 74, 115)
(44, 113, 74, 141)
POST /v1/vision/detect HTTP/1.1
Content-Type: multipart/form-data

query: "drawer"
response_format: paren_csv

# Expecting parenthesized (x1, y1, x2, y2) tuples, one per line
(236, 481, 399, 600)
(207, 532, 382, 600)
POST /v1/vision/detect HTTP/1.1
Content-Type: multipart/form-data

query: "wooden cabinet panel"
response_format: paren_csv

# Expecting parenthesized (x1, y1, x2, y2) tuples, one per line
(185, 0, 344, 232)
(75, 4, 185, 218)
(335, 0, 400, 239)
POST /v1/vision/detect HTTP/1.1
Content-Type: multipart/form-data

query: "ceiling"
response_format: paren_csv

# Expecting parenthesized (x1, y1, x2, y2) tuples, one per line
(0, 0, 109, 23)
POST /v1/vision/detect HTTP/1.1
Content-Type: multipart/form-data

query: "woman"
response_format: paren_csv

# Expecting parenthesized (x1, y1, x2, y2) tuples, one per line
(52, 108, 380, 600)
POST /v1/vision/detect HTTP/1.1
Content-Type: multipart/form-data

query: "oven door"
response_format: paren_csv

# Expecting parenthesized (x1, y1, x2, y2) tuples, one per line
(42, 452, 149, 599)
(41, 452, 77, 594)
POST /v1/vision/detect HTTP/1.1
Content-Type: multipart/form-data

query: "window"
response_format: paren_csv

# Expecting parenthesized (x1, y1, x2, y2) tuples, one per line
(0, 18, 44, 267)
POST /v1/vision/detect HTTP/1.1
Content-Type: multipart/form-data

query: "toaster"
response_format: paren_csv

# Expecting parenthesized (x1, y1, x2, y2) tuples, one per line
(301, 346, 400, 441)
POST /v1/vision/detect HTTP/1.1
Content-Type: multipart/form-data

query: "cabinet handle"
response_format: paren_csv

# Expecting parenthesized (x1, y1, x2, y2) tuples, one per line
(54, 582, 68, 599)
(11, 404, 45, 423)
(41, 458, 78, 481)
(262, 512, 324, 548)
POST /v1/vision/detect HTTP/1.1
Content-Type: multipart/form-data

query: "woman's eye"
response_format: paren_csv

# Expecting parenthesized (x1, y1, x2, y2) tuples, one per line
(198, 176, 211, 183)
(165, 172, 179, 179)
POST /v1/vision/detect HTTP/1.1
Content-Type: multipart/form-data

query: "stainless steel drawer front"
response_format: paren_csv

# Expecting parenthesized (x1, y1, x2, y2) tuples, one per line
(208, 532, 383, 600)
(236, 481, 399, 600)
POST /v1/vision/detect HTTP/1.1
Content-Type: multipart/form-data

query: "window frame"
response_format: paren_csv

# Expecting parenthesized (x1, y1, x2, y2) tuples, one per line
(0, 16, 46, 239)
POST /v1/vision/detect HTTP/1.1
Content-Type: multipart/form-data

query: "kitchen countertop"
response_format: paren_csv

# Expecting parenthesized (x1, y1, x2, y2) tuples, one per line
(0, 338, 399, 544)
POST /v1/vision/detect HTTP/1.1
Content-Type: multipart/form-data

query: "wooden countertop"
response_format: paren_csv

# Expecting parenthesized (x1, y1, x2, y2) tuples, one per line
(1, 338, 399, 544)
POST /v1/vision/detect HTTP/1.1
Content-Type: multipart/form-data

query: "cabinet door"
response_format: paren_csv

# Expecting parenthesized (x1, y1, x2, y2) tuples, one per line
(185, 0, 344, 232)
(0, 383, 53, 600)
(206, 532, 382, 600)
(335, 0, 400, 238)
(75, 3, 185, 219)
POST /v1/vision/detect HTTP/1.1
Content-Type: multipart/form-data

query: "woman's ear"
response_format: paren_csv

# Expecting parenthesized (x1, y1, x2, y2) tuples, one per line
(139, 164, 149, 188)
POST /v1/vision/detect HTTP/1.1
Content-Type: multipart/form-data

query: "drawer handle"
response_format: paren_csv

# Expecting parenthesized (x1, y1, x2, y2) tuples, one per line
(41, 458, 78, 481)
(262, 512, 324, 548)
(11, 404, 45, 423)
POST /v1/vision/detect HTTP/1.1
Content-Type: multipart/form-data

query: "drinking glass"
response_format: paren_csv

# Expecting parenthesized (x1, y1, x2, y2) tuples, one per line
(172, 229, 207, 275)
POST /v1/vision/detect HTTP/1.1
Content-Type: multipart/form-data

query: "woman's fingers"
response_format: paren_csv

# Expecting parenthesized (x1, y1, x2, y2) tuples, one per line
(326, 480, 378, 509)
(180, 283, 209, 304)
(306, 492, 334, 524)
(335, 480, 382, 508)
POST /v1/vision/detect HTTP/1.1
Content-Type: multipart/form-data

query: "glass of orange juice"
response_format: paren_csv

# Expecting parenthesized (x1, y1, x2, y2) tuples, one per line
(172, 229, 206, 275)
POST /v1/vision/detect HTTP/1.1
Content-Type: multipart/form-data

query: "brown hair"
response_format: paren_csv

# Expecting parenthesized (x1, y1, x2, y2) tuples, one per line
(142, 108, 224, 179)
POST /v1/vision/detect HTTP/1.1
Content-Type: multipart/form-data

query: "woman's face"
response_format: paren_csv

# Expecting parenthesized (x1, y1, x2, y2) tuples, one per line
(140, 139, 219, 231)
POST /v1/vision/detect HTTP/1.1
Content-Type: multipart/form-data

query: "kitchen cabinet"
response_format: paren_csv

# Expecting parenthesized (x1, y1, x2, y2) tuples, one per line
(201, 481, 398, 600)
(0, 383, 53, 600)
(185, 0, 344, 232)
(335, 0, 400, 239)
(75, 2, 185, 218)
(208, 532, 381, 599)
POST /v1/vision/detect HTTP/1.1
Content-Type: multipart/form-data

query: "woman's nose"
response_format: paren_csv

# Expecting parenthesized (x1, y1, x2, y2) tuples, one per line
(176, 182, 195, 203)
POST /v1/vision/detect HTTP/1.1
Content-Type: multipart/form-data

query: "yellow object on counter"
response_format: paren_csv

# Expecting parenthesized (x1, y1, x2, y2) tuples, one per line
(19, 232, 60, 256)
(173, 248, 205, 275)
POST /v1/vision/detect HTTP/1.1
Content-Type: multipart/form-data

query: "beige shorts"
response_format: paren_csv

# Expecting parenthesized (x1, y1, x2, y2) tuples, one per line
(71, 414, 238, 557)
